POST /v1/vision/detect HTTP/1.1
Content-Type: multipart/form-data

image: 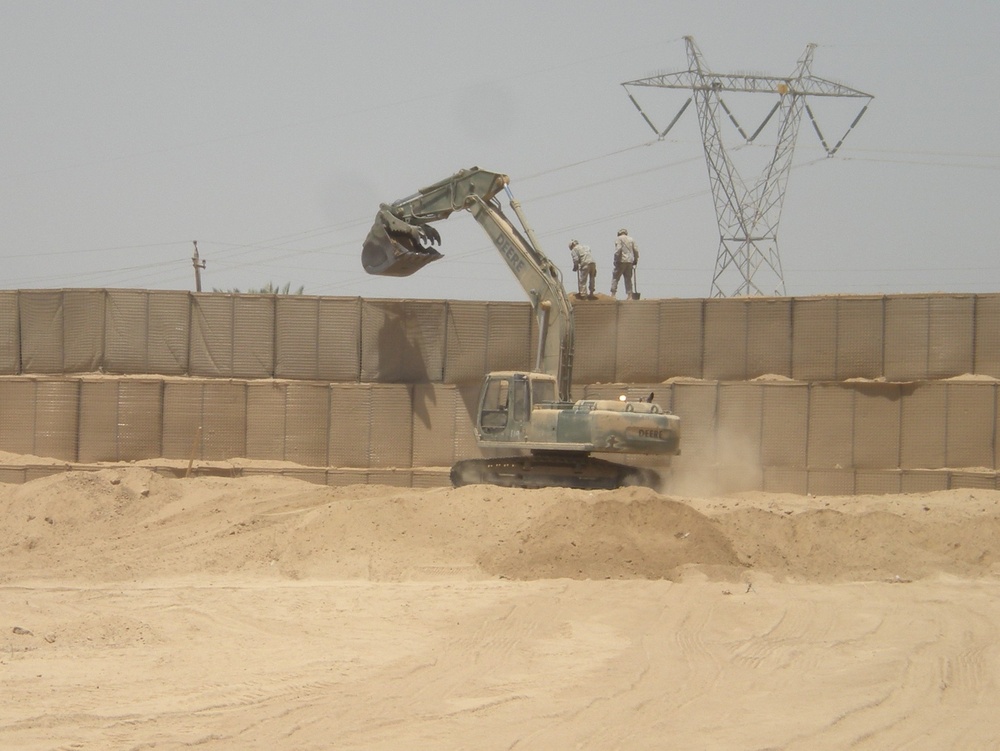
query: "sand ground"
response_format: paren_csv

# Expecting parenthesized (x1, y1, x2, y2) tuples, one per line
(3, 465, 1000, 750)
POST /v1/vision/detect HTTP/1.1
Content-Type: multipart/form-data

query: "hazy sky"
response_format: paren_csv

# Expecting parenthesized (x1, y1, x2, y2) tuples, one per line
(2, 1, 998, 301)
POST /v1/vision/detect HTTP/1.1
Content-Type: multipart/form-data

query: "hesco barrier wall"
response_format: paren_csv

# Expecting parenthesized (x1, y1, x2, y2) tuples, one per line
(5, 289, 1000, 383)
(1, 289, 999, 493)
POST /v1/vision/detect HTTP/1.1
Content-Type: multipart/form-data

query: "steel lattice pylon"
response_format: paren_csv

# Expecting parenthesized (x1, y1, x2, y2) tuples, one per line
(623, 36, 873, 297)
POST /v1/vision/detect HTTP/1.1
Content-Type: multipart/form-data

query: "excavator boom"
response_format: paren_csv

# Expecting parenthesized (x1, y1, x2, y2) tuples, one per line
(362, 167, 574, 400)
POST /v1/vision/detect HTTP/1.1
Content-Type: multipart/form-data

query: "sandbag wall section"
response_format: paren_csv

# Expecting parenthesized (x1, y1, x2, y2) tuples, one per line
(2, 374, 999, 492)
(582, 379, 1000, 495)
(2, 289, 1000, 492)
(4, 290, 1000, 383)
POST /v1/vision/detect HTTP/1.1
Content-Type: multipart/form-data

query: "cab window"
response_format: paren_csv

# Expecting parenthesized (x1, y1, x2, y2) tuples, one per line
(480, 379, 510, 430)
(531, 379, 556, 407)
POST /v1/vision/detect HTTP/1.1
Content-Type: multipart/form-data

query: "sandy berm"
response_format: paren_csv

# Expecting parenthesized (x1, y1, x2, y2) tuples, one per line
(3, 461, 1000, 749)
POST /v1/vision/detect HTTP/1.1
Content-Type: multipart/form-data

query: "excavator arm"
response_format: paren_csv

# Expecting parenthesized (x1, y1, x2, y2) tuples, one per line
(361, 166, 680, 490)
(361, 167, 575, 400)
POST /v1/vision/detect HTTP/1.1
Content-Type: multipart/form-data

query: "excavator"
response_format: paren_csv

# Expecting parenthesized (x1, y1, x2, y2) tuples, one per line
(361, 167, 680, 490)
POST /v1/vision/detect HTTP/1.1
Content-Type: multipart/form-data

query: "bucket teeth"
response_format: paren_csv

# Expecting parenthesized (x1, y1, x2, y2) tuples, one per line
(361, 214, 443, 277)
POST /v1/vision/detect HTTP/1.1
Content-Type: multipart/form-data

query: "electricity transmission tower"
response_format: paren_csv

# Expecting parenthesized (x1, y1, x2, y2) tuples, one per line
(623, 36, 873, 297)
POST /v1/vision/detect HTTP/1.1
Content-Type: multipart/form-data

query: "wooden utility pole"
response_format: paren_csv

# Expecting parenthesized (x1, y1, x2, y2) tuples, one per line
(191, 241, 206, 292)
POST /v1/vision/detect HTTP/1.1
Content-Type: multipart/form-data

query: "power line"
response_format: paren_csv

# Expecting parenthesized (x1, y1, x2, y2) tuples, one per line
(1, 240, 188, 260)
(6, 135, 993, 291)
(840, 155, 1000, 171)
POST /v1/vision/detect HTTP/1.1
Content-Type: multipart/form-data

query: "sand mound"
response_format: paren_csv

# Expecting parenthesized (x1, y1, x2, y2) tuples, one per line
(718, 505, 1000, 582)
(479, 490, 741, 580)
(4, 467, 1000, 584)
(5, 465, 1000, 749)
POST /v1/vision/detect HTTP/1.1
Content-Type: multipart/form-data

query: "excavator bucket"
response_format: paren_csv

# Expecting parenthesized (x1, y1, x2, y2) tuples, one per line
(361, 211, 443, 277)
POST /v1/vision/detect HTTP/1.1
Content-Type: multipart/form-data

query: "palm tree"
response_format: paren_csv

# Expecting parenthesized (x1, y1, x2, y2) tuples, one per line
(212, 282, 305, 295)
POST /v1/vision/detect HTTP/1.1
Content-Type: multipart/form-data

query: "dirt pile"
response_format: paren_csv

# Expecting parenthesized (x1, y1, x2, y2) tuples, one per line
(5, 465, 1000, 749)
(478, 490, 741, 580)
(3, 467, 1000, 583)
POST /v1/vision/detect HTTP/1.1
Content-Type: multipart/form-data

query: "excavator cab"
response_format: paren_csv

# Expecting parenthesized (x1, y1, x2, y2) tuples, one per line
(477, 372, 529, 442)
(476, 372, 560, 444)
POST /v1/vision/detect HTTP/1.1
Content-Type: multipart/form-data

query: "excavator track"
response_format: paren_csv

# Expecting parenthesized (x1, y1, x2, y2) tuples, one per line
(450, 453, 661, 491)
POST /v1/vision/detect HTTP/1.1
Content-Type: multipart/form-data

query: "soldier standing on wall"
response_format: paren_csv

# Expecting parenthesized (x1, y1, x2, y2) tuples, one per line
(569, 240, 597, 299)
(610, 228, 639, 300)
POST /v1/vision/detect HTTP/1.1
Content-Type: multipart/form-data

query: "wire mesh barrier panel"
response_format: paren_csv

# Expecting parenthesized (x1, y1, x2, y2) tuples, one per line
(1, 290, 999, 491)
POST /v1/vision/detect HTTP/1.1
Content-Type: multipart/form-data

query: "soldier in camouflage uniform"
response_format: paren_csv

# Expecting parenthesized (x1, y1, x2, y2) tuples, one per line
(569, 240, 597, 298)
(610, 228, 639, 300)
